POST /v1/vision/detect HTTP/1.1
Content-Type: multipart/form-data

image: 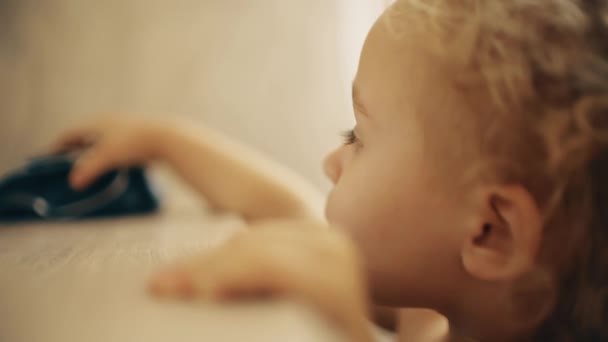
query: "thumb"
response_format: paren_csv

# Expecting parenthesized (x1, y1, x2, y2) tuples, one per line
(69, 148, 116, 190)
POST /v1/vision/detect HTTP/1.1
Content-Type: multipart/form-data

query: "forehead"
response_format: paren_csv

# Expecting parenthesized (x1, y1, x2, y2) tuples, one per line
(355, 9, 480, 175)
(355, 12, 463, 122)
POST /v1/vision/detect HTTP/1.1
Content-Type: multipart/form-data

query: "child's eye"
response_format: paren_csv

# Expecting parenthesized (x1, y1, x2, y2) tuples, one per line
(341, 129, 360, 146)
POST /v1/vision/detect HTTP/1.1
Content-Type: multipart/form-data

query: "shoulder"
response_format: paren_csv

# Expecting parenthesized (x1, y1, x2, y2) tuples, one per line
(397, 308, 449, 341)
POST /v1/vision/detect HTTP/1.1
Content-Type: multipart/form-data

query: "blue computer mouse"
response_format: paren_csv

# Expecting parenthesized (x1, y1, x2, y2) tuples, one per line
(0, 153, 160, 222)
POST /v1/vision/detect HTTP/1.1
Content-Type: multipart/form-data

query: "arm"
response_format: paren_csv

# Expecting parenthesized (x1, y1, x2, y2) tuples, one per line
(52, 117, 324, 222)
(157, 122, 324, 221)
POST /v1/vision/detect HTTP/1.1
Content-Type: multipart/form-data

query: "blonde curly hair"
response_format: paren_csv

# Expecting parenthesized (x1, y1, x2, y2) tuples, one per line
(387, 0, 608, 339)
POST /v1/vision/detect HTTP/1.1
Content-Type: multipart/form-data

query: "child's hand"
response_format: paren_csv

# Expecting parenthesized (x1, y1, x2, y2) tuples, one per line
(149, 220, 373, 341)
(50, 117, 166, 190)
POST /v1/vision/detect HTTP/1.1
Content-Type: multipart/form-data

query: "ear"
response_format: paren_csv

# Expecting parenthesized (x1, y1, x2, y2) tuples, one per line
(461, 185, 543, 282)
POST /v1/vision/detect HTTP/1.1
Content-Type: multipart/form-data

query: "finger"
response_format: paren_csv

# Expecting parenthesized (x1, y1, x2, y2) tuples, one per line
(149, 270, 195, 298)
(150, 246, 275, 300)
(207, 267, 287, 300)
(189, 244, 294, 300)
(149, 250, 217, 298)
(49, 126, 98, 154)
(69, 147, 117, 190)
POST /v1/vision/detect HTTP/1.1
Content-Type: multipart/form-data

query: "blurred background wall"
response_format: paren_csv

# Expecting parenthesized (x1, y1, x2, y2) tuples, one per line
(0, 0, 386, 192)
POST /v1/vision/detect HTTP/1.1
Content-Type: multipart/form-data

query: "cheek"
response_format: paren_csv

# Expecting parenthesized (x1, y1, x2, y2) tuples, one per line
(324, 161, 423, 247)
(327, 183, 412, 246)
(323, 153, 451, 265)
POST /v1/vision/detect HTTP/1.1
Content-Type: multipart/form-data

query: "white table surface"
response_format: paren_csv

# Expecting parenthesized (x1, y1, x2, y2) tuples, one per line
(0, 172, 345, 342)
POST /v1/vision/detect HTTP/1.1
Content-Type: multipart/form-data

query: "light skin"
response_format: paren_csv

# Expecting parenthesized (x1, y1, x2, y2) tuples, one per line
(51, 6, 550, 342)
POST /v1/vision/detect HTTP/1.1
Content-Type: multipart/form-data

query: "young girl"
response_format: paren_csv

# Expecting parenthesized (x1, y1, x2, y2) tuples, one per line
(51, 0, 608, 340)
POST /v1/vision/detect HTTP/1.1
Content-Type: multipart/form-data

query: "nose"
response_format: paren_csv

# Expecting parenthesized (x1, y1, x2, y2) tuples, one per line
(323, 147, 343, 184)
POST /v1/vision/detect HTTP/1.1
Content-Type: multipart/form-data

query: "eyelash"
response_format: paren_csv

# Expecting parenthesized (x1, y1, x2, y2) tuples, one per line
(342, 129, 359, 146)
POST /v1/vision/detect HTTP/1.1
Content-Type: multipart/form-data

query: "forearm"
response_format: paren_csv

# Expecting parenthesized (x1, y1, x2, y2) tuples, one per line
(156, 121, 324, 221)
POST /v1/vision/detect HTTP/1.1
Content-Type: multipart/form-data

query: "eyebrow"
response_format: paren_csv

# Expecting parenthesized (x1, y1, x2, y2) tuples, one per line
(351, 82, 369, 117)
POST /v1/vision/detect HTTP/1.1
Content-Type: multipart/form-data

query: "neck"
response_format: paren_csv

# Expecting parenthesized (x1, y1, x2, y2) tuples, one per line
(437, 291, 538, 342)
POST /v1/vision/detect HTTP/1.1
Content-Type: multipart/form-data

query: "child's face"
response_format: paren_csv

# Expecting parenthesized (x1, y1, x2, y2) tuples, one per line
(324, 10, 468, 306)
